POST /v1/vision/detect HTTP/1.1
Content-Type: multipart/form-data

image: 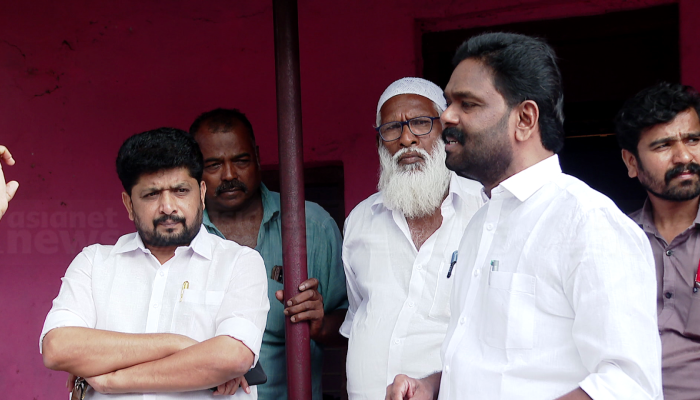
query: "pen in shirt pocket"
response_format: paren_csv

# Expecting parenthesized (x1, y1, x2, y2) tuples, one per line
(447, 251, 458, 278)
(694, 259, 700, 294)
(180, 281, 189, 301)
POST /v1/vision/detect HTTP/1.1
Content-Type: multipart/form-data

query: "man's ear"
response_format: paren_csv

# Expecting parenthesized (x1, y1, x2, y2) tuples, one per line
(122, 192, 135, 221)
(514, 100, 539, 143)
(199, 181, 206, 209)
(621, 149, 640, 179)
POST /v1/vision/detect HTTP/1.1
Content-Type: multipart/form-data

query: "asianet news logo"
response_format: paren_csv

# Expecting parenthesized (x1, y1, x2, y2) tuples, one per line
(0, 208, 122, 255)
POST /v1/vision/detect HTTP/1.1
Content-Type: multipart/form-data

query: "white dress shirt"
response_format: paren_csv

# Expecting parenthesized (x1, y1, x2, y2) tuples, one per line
(340, 172, 483, 399)
(40, 227, 270, 400)
(439, 155, 662, 399)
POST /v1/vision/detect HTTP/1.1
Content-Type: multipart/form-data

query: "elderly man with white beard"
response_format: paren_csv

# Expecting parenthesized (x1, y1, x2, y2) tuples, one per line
(340, 77, 484, 399)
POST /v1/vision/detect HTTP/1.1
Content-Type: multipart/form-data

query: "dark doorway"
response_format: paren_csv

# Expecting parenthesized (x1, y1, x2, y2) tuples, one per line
(421, 4, 680, 213)
(261, 161, 345, 230)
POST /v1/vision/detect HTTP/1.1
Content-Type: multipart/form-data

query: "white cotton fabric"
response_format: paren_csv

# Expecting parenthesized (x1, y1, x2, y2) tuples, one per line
(40, 227, 270, 400)
(340, 172, 484, 399)
(439, 155, 663, 400)
(376, 77, 447, 123)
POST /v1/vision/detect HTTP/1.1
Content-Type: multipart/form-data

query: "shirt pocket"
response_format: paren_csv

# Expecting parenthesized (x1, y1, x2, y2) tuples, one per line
(683, 292, 700, 339)
(480, 271, 536, 349)
(429, 261, 453, 320)
(170, 289, 225, 341)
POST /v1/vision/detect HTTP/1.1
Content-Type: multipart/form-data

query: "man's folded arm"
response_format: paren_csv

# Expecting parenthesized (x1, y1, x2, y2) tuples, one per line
(88, 335, 254, 393)
(42, 326, 198, 377)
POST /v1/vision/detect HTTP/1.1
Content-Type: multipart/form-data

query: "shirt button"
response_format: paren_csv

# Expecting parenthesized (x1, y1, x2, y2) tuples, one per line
(665, 292, 673, 299)
(394, 338, 400, 345)
(416, 264, 423, 271)
(665, 250, 673, 256)
(459, 317, 466, 325)
(159, 271, 164, 277)
(473, 268, 480, 278)
(153, 303, 159, 308)
(408, 301, 415, 308)
(486, 223, 494, 231)
(445, 365, 451, 373)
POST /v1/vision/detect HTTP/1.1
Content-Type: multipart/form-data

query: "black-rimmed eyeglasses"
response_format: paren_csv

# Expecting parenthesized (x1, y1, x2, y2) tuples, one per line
(375, 116, 440, 142)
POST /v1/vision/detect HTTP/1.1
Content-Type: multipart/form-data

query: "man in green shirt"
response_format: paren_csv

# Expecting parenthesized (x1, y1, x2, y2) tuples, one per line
(189, 108, 348, 400)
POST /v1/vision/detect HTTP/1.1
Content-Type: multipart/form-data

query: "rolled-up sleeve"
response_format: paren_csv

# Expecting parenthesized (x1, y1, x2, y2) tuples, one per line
(215, 247, 269, 365)
(39, 246, 98, 353)
(569, 208, 663, 399)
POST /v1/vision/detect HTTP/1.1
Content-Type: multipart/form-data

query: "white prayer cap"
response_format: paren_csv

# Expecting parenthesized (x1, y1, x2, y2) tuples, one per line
(376, 77, 447, 124)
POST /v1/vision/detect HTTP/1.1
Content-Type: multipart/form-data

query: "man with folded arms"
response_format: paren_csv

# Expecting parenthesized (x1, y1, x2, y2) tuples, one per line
(342, 77, 483, 399)
(616, 82, 700, 400)
(40, 128, 269, 399)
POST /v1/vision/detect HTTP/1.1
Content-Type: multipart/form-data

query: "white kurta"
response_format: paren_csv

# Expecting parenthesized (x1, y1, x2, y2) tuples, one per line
(341, 172, 483, 399)
(40, 227, 270, 399)
(439, 155, 663, 399)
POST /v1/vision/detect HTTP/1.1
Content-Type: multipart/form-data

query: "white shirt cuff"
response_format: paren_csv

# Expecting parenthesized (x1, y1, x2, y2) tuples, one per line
(578, 362, 659, 400)
(339, 309, 354, 338)
(39, 309, 91, 353)
(217, 317, 264, 365)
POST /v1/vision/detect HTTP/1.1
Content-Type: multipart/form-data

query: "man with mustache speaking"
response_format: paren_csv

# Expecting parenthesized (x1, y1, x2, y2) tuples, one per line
(341, 77, 483, 399)
(616, 82, 700, 400)
(387, 33, 662, 400)
(190, 109, 348, 400)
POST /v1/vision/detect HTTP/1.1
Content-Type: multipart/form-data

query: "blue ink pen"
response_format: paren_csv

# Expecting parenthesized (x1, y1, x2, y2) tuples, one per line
(447, 251, 458, 278)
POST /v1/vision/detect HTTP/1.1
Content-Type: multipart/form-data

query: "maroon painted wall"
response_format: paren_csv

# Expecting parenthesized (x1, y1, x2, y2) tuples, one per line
(2, 0, 698, 397)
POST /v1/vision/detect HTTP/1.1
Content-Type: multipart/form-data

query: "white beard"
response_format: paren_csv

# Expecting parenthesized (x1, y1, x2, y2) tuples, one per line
(378, 141, 451, 219)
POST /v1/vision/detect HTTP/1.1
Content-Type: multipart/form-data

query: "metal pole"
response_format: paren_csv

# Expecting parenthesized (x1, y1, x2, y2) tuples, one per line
(272, 0, 312, 399)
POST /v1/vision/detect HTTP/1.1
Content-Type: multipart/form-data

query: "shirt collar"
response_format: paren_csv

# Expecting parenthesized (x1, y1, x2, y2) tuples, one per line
(371, 171, 463, 214)
(635, 197, 700, 234)
(635, 198, 656, 234)
(113, 224, 213, 260)
(493, 154, 561, 202)
(202, 182, 277, 235)
(201, 208, 228, 240)
(259, 183, 279, 225)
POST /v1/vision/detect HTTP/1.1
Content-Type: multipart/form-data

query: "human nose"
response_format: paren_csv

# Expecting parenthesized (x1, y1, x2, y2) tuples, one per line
(159, 192, 178, 215)
(398, 122, 417, 148)
(673, 143, 694, 165)
(221, 162, 238, 181)
(440, 104, 458, 127)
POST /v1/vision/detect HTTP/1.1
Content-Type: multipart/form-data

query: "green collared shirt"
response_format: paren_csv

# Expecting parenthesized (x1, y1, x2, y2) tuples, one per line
(203, 183, 347, 400)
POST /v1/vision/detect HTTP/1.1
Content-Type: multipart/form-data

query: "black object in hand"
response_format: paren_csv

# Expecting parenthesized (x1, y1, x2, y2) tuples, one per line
(210, 361, 267, 391)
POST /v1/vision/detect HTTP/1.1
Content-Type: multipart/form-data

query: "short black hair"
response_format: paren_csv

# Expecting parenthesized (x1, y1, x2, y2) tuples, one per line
(453, 32, 565, 153)
(116, 127, 204, 195)
(189, 108, 255, 145)
(615, 82, 700, 156)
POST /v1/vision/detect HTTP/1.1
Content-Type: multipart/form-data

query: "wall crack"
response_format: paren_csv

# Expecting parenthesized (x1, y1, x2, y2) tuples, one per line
(2, 40, 26, 59)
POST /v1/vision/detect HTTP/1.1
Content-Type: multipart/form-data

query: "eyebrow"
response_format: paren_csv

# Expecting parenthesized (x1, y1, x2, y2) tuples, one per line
(648, 131, 700, 148)
(203, 152, 251, 164)
(445, 90, 482, 101)
(140, 182, 192, 195)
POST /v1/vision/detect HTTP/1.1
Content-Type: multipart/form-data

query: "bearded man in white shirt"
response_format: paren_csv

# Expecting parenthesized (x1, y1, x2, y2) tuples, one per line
(387, 32, 662, 400)
(341, 77, 483, 399)
(40, 128, 269, 399)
